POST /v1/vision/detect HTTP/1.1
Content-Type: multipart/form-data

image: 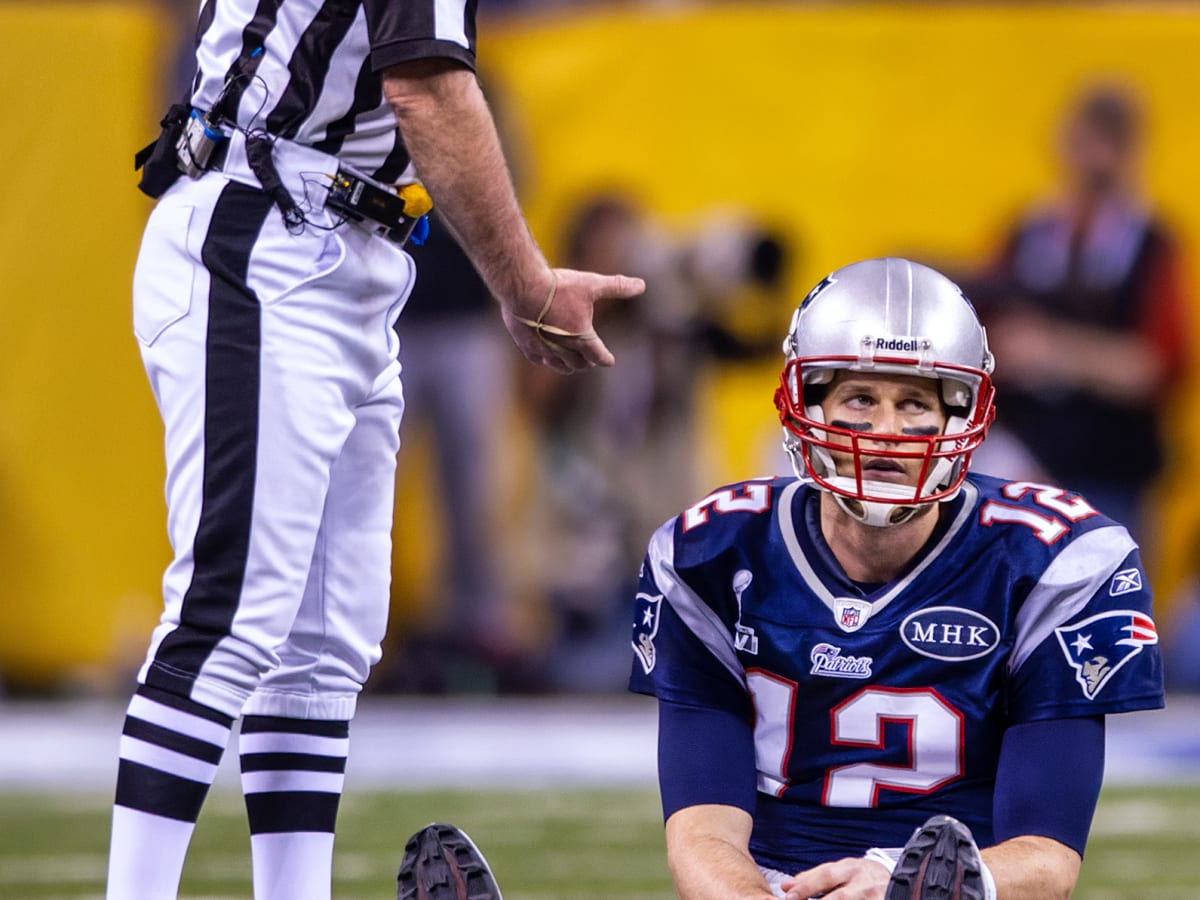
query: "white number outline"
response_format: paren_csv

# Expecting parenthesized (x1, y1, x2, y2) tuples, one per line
(979, 481, 1098, 545)
(682, 482, 772, 531)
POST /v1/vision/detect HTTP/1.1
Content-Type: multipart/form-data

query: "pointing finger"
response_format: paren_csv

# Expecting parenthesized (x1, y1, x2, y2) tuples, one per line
(596, 274, 646, 301)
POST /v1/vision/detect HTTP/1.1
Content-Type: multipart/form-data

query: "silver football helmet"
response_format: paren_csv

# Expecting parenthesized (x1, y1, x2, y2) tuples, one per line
(774, 258, 996, 527)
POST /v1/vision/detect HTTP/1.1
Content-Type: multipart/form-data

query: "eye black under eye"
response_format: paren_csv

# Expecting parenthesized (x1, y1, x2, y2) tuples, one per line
(829, 420, 872, 432)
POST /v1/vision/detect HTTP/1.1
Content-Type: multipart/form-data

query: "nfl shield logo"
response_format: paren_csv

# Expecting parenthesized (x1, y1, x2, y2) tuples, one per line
(833, 597, 872, 633)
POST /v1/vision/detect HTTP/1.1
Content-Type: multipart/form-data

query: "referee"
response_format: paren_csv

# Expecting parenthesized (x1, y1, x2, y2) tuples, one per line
(108, 1, 645, 897)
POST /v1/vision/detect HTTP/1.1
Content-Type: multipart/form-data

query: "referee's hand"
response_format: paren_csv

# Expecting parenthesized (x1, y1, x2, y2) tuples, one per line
(501, 267, 645, 374)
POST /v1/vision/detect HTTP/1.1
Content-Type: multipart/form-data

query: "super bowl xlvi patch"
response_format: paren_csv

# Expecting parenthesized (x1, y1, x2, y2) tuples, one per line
(809, 642, 872, 679)
(732, 569, 758, 655)
(1055, 610, 1158, 700)
(633, 592, 663, 675)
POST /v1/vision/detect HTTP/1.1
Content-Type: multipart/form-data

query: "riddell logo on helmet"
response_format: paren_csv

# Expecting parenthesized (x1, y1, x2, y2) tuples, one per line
(874, 337, 922, 352)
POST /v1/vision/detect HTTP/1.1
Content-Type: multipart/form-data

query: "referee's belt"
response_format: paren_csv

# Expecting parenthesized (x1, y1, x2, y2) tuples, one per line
(190, 119, 329, 193)
(203, 124, 429, 246)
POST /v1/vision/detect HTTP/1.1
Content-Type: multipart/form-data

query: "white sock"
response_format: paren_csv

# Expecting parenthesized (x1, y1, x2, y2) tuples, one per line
(107, 808, 201, 899)
(250, 832, 336, 900)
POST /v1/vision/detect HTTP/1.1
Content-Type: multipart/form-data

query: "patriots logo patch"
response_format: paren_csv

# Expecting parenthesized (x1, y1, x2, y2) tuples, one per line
(1055, 610, 1158, 700)
(632, 592, 663, 675)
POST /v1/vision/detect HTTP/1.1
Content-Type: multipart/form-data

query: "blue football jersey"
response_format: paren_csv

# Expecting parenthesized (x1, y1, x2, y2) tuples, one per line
(629, 472, 1164, 872)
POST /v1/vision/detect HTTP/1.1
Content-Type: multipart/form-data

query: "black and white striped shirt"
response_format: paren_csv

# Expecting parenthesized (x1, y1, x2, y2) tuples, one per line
(190, 0, 476, 184)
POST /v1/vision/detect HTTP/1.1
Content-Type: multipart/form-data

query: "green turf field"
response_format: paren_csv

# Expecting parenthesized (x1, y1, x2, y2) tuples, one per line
(1, 784, 1197, 898)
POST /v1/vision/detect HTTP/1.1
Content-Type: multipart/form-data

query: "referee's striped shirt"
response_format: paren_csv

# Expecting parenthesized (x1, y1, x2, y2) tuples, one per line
(190, 0, 477, 184)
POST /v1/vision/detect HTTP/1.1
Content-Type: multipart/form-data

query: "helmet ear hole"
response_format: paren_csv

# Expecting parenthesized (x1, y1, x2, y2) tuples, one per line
(799, 365, 835, 413)
(944, 404, 970, 425)
(802, 381, 831, 409)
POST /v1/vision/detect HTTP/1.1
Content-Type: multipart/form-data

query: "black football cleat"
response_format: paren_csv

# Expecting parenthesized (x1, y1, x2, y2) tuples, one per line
(885, 815, 987, 900)
(397, 822, 503, 900)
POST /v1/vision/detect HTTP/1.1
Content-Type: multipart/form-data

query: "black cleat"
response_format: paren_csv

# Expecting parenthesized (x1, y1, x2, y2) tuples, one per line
(885, 815, 986, 900)
(397, 822, 503, 900)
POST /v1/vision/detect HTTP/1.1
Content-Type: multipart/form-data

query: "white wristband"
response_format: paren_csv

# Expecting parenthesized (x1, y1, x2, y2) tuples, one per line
(863, 847, 903, 873)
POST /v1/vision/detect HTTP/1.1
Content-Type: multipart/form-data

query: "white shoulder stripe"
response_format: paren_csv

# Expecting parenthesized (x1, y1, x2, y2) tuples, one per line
(1008, 525, 1139, 674)
(648, 519, 744, 685)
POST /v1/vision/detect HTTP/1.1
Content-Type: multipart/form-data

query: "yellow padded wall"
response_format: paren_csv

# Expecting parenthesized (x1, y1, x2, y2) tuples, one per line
(3, 3, 1199, 685)
(0, 2, 175, 686)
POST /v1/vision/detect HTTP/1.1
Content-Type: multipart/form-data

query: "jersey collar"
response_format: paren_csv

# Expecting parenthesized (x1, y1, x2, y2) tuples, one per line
(777, 480, 979, 631)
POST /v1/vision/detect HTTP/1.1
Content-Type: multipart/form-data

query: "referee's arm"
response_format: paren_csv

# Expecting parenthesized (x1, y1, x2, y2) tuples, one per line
(382, 59, 643, 373)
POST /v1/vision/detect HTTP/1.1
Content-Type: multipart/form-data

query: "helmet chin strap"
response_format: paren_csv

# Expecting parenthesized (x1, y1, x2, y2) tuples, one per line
(827, 481, 924, 527)
(782, 428, 961, 529)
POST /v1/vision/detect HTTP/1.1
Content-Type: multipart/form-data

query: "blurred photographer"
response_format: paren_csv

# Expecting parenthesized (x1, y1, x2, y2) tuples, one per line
(519, 193, 791, 691)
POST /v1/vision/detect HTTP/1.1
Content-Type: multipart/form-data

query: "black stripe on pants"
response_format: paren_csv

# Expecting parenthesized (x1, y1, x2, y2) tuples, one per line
(148, 182, 275, 697)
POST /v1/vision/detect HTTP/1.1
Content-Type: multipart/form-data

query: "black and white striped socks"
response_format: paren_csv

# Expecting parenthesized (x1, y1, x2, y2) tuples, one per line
(107, 688, 351, 900)
(239, 715, 350, 900)
(108, 685, 235, 899)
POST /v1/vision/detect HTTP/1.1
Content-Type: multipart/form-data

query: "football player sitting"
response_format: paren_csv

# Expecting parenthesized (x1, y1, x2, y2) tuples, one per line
(630, 258, 1164, 900)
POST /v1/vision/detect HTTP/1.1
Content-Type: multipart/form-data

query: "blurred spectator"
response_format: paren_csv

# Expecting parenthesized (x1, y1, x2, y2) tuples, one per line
(970, 82, 1190, 550)
(382, 72, 533, 694)
(518, 192, 790, 691)
(383, 214, 523, 693)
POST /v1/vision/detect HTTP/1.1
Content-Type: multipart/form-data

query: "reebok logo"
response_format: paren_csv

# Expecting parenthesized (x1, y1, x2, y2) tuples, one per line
(1109, 568, 1143, 596)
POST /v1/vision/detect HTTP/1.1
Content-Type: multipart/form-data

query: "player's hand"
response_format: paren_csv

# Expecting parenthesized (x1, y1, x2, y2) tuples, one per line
(500, 267, 645, 374)
(781, 856, 891, 900)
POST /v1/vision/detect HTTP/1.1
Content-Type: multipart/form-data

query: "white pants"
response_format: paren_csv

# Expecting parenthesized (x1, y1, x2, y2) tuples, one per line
(132, 137, 413, 721)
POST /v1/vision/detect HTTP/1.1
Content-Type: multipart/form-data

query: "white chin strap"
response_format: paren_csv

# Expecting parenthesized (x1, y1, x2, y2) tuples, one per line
(824, 477, 928, 528)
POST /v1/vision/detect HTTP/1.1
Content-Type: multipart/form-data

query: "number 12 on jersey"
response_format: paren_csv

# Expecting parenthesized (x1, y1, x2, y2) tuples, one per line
(980, 482, 1097, 544)
(749, 671, 965, 808)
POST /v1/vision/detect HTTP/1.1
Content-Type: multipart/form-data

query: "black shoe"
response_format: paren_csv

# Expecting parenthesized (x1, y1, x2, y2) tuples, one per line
(885, 815, 986, 900)
(397, 822, 503, 900)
